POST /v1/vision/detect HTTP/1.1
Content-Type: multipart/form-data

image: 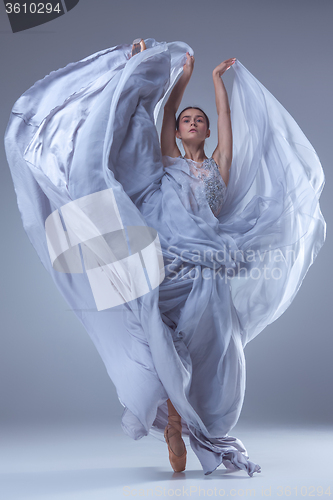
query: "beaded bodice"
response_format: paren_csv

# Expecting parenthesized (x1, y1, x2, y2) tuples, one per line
(182, 157, 227, 217)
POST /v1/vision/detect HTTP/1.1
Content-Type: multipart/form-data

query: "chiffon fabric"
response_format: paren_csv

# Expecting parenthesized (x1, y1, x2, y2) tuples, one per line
(4, 39, 326, 476)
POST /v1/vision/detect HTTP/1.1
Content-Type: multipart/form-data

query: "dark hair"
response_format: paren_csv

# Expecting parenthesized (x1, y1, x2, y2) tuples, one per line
(176, 107, 210, 131)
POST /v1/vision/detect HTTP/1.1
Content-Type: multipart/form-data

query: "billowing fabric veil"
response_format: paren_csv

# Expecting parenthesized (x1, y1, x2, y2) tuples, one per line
(4, 39, 326, 476)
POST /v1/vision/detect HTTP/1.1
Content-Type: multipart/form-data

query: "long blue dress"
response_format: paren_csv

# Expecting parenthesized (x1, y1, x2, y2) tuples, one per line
(4, 38, 326, 476)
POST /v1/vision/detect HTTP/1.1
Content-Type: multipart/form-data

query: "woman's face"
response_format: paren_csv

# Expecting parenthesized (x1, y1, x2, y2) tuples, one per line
(176, 109, 210, 143)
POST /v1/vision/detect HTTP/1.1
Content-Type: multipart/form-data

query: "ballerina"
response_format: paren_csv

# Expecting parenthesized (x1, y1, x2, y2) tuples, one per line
(160, 49, 236, 471)
(4, 38, 326, 477)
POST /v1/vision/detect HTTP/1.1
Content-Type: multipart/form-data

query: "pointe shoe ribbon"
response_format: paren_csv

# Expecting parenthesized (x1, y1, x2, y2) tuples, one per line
(164, 415, 187, 472)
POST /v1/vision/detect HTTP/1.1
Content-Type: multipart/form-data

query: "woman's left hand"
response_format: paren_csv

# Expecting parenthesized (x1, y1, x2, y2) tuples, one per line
(212, 58, 236, 78)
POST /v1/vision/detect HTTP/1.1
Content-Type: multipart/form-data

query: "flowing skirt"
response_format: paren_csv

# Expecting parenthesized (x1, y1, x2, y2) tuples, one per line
(4, 38, 326, 476)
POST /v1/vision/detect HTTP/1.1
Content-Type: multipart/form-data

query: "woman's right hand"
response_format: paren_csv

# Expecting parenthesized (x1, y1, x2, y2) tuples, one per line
(183, 52, 195, 77)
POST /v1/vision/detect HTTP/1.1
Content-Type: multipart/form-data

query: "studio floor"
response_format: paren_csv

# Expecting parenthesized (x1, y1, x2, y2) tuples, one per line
(0, 421, 331, 499)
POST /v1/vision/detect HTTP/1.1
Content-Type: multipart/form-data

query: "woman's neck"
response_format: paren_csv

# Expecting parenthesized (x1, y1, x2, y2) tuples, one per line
(182, 144, 208, 163)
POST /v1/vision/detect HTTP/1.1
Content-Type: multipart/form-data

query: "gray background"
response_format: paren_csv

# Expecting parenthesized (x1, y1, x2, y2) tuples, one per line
(0, 0, 332, 427)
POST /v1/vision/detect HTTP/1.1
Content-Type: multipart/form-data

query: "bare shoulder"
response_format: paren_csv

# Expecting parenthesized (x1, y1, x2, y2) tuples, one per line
(164, 146, 182, 159)
(212, 152, 229, 187)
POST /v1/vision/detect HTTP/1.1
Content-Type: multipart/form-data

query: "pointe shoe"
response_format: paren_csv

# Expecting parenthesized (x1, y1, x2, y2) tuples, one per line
(131, 38, 146, 57)
(164, 415, 187, 472)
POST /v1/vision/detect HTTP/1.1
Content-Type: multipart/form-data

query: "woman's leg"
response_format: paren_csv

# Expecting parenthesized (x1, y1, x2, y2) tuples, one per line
(166, 399, 186, 457)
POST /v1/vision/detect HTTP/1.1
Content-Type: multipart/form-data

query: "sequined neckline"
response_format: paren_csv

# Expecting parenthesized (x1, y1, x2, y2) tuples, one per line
(181, 156, 210, 169)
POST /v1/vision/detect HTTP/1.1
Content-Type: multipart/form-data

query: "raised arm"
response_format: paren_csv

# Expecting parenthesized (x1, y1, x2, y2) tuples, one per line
(212, 58, 236, 186)
(161, 52, 194, 158)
